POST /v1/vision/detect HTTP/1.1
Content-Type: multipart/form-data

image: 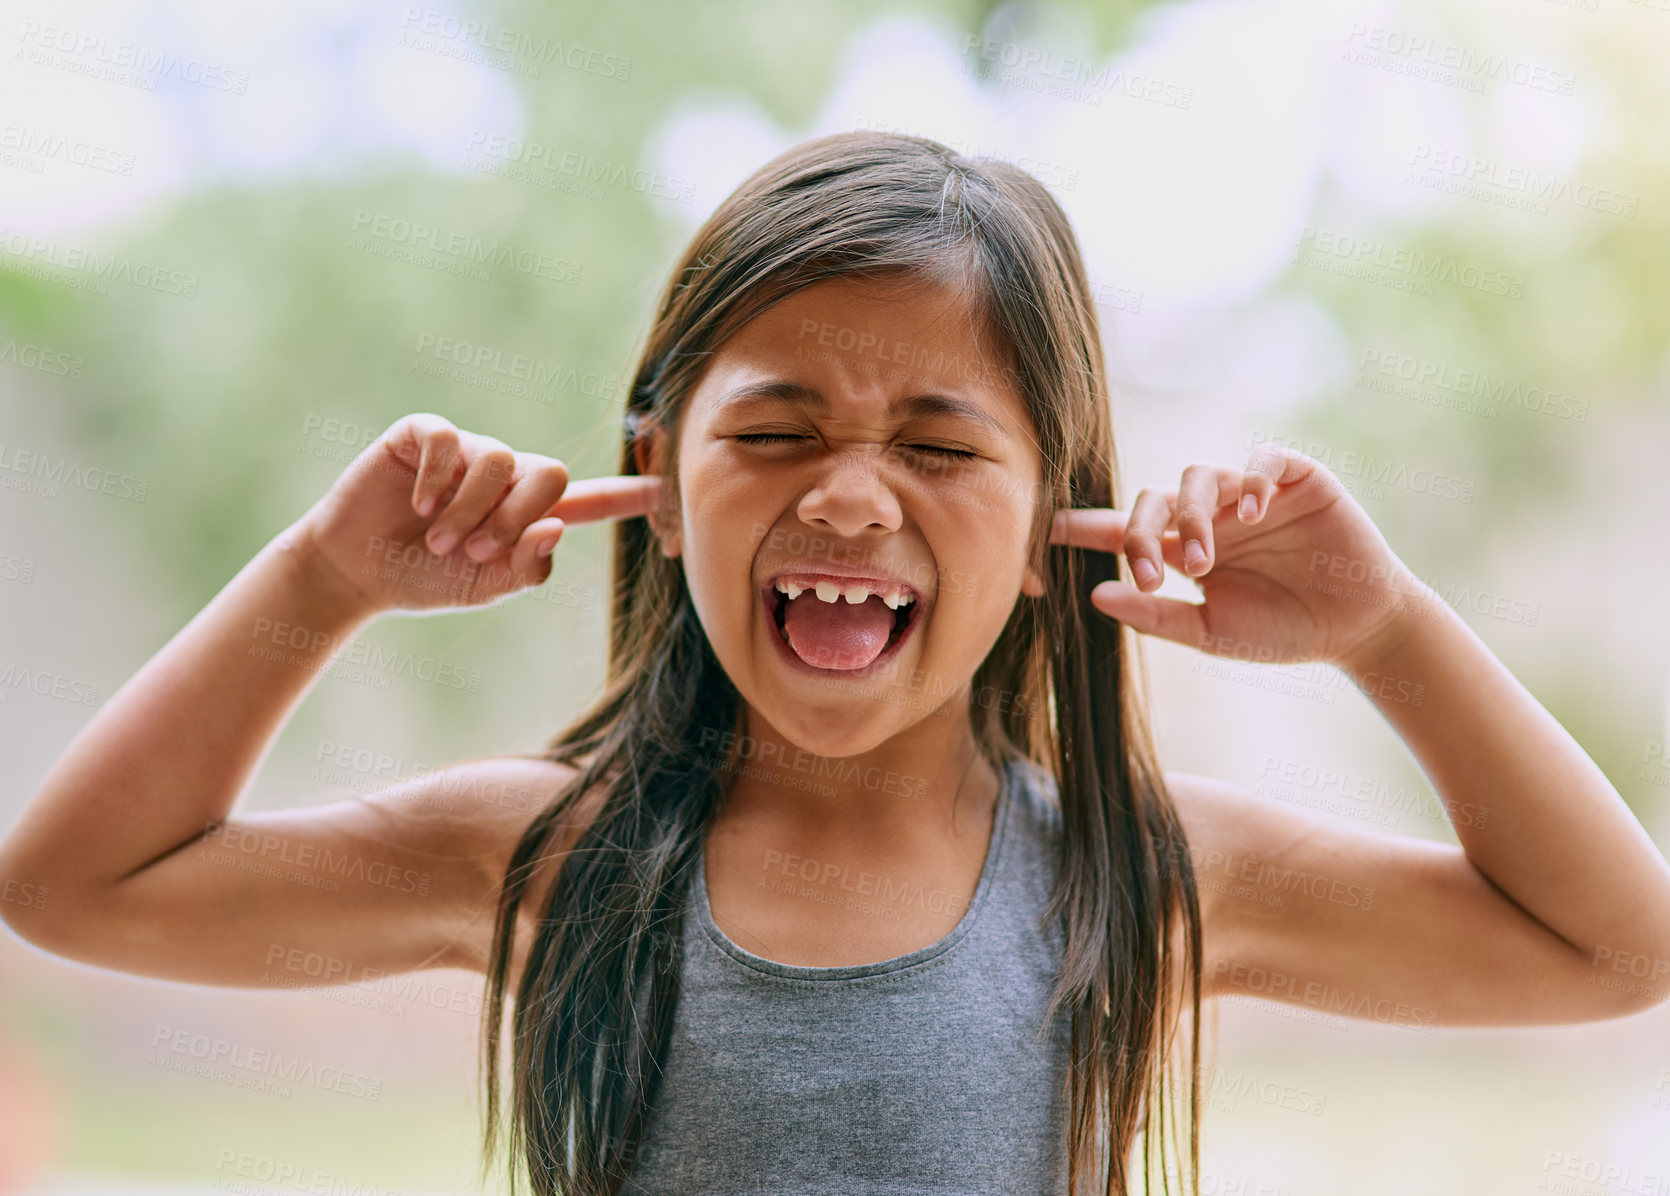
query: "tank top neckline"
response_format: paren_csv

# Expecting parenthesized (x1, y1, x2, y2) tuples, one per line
(691, 758, 1017, 981)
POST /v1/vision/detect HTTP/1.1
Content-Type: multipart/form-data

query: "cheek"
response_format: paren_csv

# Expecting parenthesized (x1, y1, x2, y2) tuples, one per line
(931, 496, 1032, 592)
(676, 463, 768, 637)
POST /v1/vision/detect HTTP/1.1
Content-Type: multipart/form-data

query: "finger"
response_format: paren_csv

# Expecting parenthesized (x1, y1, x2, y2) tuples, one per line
(1240, 443, 1314, 520)
(1051, 507, 1188, 564)
(547, 475, 663, 525)
(1086, 580, 1207, 646)
(1049, 507, 1126, 552)
(462, 456, 571, 562)
(1175, 463, 1248, 579)
(425, 440, 517, 555)
(1123, 487, 1178, 592)
(410, 419, 463, 518)
(466, 517, 565, 604)
(502, 516, 566, 591)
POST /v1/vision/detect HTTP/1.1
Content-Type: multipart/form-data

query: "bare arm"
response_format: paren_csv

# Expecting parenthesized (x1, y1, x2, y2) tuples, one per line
(1055, 443, 1670, 1026)
(0, 523, 505, 983)
(1172, 591, 1670, 1027)
(0, 524, 379, 899)
(0, 413, 653, 987)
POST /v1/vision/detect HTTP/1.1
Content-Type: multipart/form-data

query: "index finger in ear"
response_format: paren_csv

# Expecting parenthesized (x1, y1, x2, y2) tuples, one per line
(547, 475, 664, 525)
(1049, 508, 1131, 553)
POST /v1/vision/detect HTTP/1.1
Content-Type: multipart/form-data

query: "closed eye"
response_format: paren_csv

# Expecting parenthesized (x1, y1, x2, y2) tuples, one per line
(735, 433, 978, 461)
(734, 433, 807, 446)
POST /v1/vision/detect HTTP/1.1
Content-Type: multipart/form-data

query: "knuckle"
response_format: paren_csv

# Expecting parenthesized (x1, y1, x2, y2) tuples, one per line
(476, 511, 520, 547)
(474, 446, 516, 485)
(427, 430, 462, 467)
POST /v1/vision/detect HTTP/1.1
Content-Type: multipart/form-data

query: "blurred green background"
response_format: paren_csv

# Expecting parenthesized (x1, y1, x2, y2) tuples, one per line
(3, 0, 1669, 1191)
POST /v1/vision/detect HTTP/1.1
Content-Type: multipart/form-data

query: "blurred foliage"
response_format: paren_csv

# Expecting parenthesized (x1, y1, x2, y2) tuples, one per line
(1, 0, 1666, 780)
(3, 0, 1669, 1188)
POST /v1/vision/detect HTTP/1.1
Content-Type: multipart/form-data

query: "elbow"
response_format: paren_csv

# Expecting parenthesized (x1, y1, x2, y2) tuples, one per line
(0, 847, 89, 959)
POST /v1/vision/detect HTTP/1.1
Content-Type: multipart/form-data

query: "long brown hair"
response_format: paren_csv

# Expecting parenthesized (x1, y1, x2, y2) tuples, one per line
(477, 130, 1204, 1196)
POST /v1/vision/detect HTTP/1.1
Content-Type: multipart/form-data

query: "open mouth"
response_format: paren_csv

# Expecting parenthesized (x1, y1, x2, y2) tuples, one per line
(759, 578, 926, 676)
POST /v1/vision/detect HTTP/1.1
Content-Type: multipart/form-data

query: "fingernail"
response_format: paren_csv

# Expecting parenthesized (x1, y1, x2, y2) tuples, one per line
(1184, 540, 1207, 572)
(465, 532, 498, 560)
(537, 535, 559, 558)
(418, 494, 436, 517)
(1240, 495, 1257, 519)
(429, 530, 457, 555)
(1134, 558, 1159, 588)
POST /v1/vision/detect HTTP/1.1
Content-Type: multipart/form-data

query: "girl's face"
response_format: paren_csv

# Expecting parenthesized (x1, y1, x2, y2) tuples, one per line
(648, 273, 1047, 758)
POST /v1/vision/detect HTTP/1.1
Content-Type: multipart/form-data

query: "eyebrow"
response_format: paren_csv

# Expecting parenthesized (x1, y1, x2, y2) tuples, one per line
(712, 380, 1012, 440)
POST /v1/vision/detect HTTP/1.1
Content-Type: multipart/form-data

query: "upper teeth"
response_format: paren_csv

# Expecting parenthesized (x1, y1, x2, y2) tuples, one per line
(775, 578, 916, 610)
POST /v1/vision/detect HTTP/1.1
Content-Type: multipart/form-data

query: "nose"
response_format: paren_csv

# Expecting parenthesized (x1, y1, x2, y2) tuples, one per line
(795, 445, 903, 538)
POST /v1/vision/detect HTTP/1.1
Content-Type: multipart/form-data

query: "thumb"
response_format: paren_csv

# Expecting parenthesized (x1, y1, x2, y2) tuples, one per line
(1086, 581, 1207, 647)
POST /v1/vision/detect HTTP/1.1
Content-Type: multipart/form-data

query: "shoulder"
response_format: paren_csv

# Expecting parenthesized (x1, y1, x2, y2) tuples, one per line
(1161, 769, 1255, 845)
(1159, 769, 1255, 917)
(368, 753, 605, 974)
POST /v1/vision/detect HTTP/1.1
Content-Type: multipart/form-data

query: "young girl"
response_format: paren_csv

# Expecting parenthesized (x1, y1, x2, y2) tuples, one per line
(3, 130, 1668, 1196)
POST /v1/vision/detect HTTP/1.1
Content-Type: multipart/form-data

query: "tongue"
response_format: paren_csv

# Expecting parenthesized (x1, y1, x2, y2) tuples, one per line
(782, 591, 896, 670)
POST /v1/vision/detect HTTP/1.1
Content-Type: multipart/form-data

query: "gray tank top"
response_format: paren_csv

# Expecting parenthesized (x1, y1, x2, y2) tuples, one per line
(622, 757, 1074, 1195)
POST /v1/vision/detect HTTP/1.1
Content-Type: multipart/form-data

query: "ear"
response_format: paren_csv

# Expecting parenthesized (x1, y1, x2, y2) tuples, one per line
(1020, 513, 1048, 597)
(631, 420, 682, 558)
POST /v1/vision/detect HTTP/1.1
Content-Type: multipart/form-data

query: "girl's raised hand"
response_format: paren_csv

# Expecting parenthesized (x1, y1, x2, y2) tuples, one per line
(1048, 444, 1428, 670)
(296, 412, 661, 614)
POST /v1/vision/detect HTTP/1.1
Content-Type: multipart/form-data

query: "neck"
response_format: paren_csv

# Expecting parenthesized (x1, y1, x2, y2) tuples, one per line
(719, 702, 1003, 839)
